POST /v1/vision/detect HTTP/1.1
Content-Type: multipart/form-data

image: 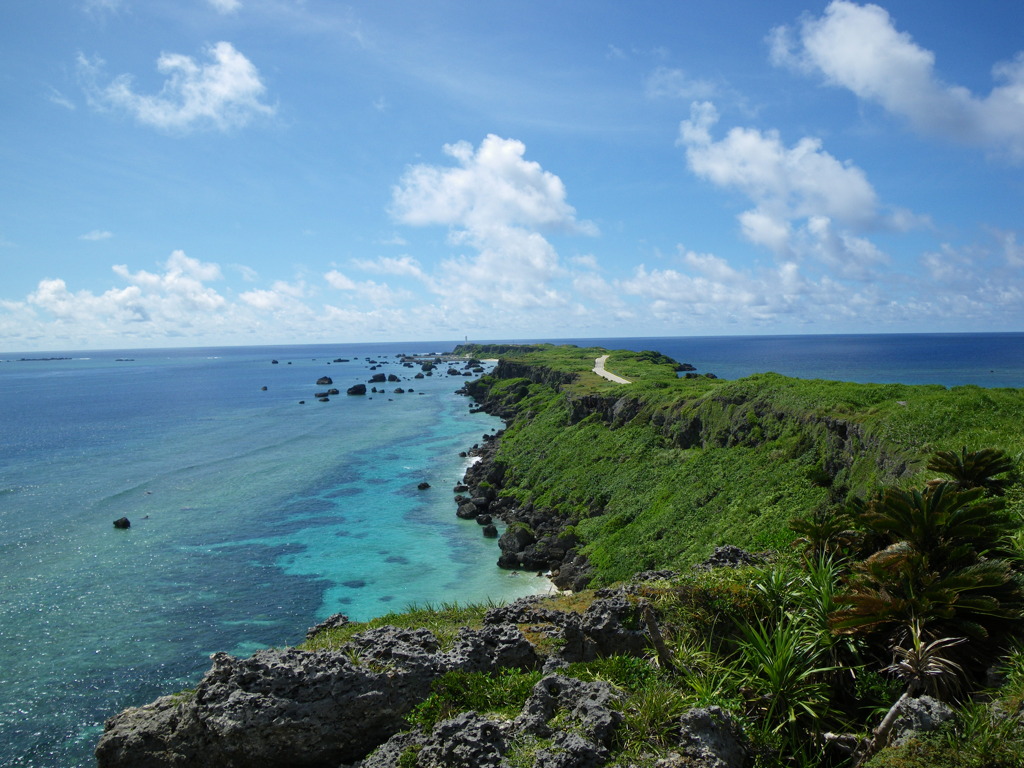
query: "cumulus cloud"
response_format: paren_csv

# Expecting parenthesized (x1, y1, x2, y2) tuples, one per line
(82, 0, 124, 15)
(324, 269, 410, 306)
(324, 270, 357, 291)
(770, 1, 1024, 161)
(678, 100, 899, 280)
(921, 244, 974, 283)
(350, 255, 429, 282)
(392, 134, 596, 234)
(680, 101, 879, 226)
(614, 245, 905, 328)
(996, 230, 1024, 268)
(16, 250, 227, 343)
(79, 42, 274, 132)
(239, 280, 307, 311)
(111, 250, 225, 310)
(390, 134, 597, 312)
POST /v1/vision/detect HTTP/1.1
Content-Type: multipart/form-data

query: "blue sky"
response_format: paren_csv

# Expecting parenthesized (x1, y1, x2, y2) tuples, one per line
(2, 1, 1023, 351)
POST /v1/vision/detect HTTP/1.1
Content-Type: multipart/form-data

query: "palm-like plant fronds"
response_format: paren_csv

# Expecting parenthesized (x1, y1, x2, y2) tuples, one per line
(857, 484, 1015, 567)
(885, 621, 966, 698)
(853, 621, 967, 767)
(927, 446, 1015, 495)
(831, 545, 1023, 640)
(790, 506, 862, 561)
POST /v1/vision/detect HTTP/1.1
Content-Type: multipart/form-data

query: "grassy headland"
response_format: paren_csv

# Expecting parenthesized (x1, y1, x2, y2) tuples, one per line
(455, 342, 1024, 585)
(265, 344, 1024, 766)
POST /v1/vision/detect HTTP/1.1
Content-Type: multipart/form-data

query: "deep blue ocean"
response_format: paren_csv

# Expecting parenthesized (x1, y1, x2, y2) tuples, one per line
(1, 332, 1022, 767)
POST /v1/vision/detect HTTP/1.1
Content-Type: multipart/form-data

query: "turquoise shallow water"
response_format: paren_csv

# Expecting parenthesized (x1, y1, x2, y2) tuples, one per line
(0, 343, 545, 767)
(2, 332, 1022, 767)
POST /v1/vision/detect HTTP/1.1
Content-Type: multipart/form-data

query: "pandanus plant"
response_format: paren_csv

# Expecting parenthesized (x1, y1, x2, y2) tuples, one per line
(853, 621, 965, 766)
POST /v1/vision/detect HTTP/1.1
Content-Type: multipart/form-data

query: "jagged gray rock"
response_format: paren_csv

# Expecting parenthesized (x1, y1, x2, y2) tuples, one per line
(515, 675, 620, 746)
(363, 675, 621, 768)
(96, 621, 538, 768)
(889, 694, 956, 747)
(360, 729, 425, 768)
(673, 705, 749, 768)
(441, 623, 539, 672)
(415, 712, 509, 768)
(304, 612, 349, 640)
(96, 647, 428, 767)
(693, 545, 765, 571)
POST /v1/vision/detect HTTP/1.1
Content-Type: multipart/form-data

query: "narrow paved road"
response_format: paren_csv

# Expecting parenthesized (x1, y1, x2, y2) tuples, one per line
(593, 355, 631, 384)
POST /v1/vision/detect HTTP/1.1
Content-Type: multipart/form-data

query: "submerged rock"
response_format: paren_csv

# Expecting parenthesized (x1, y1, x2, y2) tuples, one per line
(112, 517, 130, 529)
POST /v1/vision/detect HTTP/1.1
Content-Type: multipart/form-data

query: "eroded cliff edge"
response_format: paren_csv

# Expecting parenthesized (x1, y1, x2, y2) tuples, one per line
(455, 353, 932, 590)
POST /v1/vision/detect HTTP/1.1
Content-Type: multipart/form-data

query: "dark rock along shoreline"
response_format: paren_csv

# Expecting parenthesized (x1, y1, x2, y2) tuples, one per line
(92, 359, 797, 767)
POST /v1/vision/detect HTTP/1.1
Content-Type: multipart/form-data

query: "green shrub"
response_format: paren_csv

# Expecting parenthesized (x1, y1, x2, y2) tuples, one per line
(408, 669, 542, 729)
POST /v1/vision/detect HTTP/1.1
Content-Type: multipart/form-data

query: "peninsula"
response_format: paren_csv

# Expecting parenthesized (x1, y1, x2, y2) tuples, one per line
(96, 344, 1024, 768)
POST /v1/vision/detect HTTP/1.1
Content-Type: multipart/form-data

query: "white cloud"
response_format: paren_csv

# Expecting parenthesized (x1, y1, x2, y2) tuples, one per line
(614, 246, 910, 328)
(921, 244, 972, 283)
(390, 134, 597, 311)
(678, 100, 901, 282)
(324, 269, 409, 306)
(79, 42, 274, 132)
(738, 210, 791, 253)
(679, 101, 879, 226)
(771, 1, 1024, 161)
(351, 255, 427, 280)
(19, 251, 227, 340)
(111, 250, 225, 310)
(645, 67, 717, 100)
(79, 230, 113, 241)
(239, 280, 307, 311)
(391, 134, 596, 235)
(82, 0, 124, 15)
(996, 230, 1024, 268)
(570, 254, 599, 270)
(208, 0, 241, 14)
(800, 216, 889, 280)
(324, 270, 357, 291)
(233, 264, 260, 282)
(47, 88, 76, 110)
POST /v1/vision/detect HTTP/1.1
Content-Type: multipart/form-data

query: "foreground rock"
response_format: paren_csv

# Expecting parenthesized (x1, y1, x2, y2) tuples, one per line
(96, 624, 538, 767)
(363, 674, 622, 768)
(96, 589, 662, 768)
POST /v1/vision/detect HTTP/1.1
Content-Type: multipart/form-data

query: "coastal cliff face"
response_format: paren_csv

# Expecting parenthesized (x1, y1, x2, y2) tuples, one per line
(460, 358, 928, 588)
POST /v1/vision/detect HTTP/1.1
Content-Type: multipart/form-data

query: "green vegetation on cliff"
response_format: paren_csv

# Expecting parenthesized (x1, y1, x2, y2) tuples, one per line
(459, 343, 1024, 585)
(295, 344, 1024, 768)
